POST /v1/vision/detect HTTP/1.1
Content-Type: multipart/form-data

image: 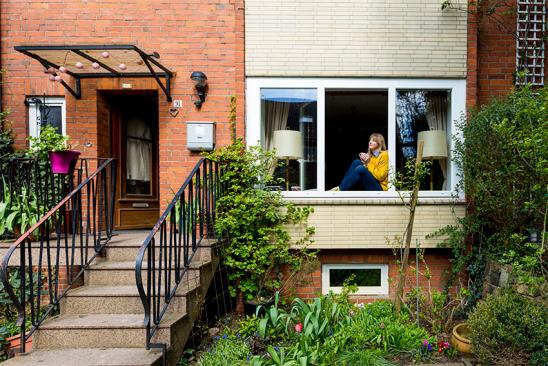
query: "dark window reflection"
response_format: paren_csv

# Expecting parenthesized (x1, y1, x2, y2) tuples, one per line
(41, 105, 62, 134)
(329, 268, 381, 287)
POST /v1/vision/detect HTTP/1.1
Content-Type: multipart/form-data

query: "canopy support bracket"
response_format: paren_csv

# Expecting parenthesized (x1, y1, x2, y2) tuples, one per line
(138, 53, 172, 102)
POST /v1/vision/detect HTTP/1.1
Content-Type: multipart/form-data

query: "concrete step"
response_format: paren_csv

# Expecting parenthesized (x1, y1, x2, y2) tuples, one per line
(33, 313, 185, 349)
(0, 241, 98, 267)
(61, 281, 200, 314)
(100, 242, 214, 262)
(105, 232, 218, 248)
(0, 347, 163, 366)
(85, 260, 206, 286)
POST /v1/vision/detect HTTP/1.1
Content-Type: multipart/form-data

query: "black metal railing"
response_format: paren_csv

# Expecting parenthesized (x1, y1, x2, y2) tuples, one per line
(0, 158, 116, 353)
(135, 158, 220, 351)
(0, 158, 80, 241)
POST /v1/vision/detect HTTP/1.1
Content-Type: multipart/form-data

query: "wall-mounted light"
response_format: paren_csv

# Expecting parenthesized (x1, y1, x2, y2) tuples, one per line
(190, 71, 208, 108)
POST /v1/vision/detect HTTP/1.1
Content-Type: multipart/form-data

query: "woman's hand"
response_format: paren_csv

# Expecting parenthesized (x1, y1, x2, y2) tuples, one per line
(359, 152, 370, 164)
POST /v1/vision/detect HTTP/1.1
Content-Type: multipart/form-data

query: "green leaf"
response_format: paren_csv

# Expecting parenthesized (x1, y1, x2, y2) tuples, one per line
(258, 317, 268, 339)
(267, 345, 281, 364)
(6, 211, 19, 230)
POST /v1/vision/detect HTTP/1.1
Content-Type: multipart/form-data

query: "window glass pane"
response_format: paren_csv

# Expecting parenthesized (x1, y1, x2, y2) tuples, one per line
(329, 268, 381, 287)
(396, 90, 450, 191)
(126, 117, 152, 195)
(41, 105, 62, 134)
(261, 89, 317, 191)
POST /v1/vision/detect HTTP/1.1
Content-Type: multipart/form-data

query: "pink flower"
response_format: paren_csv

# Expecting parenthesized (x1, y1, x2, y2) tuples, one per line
(294, 323, 303, 333)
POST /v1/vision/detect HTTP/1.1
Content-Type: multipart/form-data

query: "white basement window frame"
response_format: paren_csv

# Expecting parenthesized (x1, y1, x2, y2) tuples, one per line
(246, 78, 466, 199)
(322, 263, 389, 296)
(27, 96, 66, 138)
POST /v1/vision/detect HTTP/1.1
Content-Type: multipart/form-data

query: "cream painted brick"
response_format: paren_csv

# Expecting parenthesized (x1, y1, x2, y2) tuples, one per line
(246, 0, 467, 77)
(287, 202, 466, 249)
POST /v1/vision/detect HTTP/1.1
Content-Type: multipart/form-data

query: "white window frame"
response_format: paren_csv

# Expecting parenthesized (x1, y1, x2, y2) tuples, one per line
(322, 263, 389, 296)
(27, 97, 66, 138)
(246, 78, 466, 199)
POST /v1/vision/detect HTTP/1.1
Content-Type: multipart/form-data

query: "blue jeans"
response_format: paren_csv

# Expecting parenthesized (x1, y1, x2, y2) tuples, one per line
(339, 159, 382, 191)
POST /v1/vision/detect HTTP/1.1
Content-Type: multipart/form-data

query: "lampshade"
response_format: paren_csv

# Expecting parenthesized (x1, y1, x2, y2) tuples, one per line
(417, 130, 448, 159)
(272, 130, 303, 159)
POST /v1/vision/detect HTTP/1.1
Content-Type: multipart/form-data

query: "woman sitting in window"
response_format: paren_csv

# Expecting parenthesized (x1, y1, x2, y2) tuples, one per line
(331, 133, 388, 191)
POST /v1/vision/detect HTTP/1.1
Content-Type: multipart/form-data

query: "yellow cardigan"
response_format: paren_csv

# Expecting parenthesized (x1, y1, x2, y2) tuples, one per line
(367, 151, 388, 191)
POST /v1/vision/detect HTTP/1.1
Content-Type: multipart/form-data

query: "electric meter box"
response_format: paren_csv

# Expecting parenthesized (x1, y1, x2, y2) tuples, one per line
(186, 121, 216, 151)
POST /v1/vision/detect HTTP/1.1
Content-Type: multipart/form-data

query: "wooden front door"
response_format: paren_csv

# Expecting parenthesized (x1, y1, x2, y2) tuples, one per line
(111, 93, 159, 229)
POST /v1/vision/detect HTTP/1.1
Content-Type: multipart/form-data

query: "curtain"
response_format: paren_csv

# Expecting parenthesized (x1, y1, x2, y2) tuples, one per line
(126, 117, 152, 182)
(262, 100, 290, 151)
(425, 93, 448, 189)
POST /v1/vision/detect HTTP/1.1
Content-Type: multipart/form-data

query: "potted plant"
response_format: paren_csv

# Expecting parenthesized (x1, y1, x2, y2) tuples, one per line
(28, 125, 80, 174)
(206, 139, 316, 313)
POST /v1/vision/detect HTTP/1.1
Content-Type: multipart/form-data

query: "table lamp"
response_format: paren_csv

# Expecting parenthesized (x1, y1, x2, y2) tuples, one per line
(272, 130, 303, 191)
(417, 130, 448, 190)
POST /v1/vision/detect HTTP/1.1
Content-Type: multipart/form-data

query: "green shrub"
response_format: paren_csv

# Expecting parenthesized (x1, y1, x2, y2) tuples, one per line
(344, 301, 432, 354)
(432, 85, 547, 305)
(0, 118, 13, 159)
(454, 86, 547, 251)
(197, 336, 251, 366)
(468, 290, 548, 366)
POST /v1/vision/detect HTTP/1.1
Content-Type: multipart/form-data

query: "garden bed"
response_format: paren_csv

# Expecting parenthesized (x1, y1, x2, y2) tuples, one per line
(181, 292, 471, 366)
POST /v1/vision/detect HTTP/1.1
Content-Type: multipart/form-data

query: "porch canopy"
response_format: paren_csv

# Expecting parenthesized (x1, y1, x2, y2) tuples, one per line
(15, 45, 174, 101)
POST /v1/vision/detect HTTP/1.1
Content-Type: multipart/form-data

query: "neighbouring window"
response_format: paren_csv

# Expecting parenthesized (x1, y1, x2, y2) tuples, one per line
(27, 97, 66, 138)
(261, 89, 317, 191)
(322, 264, 389, 295)
(396, 90, 451, 191)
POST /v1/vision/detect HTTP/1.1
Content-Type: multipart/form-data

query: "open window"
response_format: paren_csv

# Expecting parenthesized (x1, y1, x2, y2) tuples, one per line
(325, 91, 388, 190)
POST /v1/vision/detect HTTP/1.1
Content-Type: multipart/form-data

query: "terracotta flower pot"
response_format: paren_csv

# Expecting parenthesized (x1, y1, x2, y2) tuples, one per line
(5, 334, 32, 357)
(451, 323, 471, 354)
(48, 150, 80, 174)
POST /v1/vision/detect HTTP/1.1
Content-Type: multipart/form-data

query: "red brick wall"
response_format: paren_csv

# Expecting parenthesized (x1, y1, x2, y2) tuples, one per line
(467, 0, 547, 108)
(289, 249, 453, 302)
(0, 0, 245, 209)
(467, 1, 516, 108)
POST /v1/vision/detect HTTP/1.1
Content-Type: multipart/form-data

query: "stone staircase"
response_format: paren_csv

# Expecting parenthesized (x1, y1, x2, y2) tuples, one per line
(2, 231, 220, 366)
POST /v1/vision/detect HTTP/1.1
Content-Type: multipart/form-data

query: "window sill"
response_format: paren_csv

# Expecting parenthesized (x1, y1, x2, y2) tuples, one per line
(282, 191, 465, 205)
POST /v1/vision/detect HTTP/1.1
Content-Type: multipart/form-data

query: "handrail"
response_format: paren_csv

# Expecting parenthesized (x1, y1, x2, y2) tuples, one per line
(135, 158, 220, 351)
(0, 158, 116, 353)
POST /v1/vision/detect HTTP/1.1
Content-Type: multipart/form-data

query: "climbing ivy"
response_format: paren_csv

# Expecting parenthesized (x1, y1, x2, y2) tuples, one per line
(206, 139, 316, 302)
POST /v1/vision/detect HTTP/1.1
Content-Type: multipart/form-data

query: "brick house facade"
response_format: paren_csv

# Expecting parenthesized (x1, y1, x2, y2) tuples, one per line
(2, 0, 545, 302)
(1, 0, 245, 228)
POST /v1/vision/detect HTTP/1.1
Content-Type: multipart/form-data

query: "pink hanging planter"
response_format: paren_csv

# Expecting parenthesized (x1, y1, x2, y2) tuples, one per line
(48, 150, 81, 174)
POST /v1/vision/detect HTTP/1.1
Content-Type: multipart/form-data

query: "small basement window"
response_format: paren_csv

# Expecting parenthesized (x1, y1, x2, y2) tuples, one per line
(322, 264, 388, 295)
